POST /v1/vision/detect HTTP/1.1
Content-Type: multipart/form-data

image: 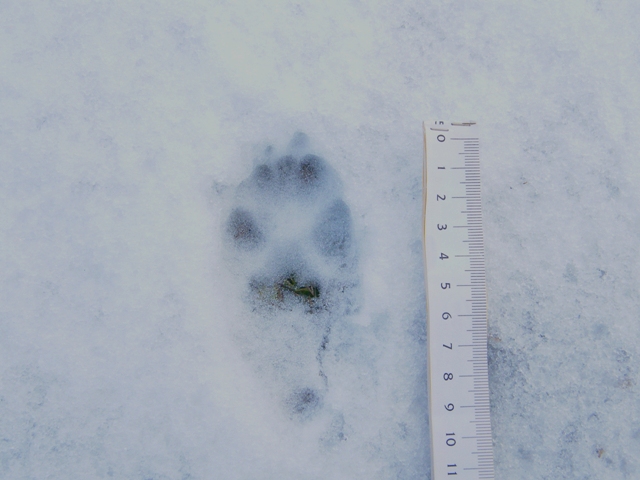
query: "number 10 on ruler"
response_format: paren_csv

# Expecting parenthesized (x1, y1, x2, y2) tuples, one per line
(423, 121, 495, 479)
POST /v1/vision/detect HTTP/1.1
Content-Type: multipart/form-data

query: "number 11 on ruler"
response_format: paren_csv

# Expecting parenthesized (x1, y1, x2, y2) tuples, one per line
(423, 121, 495, 479)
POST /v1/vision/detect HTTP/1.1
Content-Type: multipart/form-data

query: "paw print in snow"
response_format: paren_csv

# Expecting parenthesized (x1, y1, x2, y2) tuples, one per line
(224, 132, 358, 420)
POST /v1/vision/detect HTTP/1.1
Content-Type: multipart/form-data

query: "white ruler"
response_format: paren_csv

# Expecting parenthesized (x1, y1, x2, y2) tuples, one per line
(423, 121, 494, 479)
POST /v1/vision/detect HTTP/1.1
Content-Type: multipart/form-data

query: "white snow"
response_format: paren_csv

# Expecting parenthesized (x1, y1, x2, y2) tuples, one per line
(1, 1, 639, 479)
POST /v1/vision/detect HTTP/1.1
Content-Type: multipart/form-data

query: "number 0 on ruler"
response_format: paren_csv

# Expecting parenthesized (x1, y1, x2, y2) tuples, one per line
(423, 121, 495, 479)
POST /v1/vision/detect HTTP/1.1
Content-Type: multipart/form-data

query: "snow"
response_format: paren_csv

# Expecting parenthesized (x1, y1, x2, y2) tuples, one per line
(1, 1, 639, 478)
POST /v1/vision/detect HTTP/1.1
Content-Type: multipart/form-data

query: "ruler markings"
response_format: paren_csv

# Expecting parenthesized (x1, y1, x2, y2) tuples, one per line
(424, 121, 494, 480)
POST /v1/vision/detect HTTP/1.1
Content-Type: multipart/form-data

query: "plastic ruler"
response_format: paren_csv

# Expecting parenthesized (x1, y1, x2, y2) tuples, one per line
(423, 121, 494, 479)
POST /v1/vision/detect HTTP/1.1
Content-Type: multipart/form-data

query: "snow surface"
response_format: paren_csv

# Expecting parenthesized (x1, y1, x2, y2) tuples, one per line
(1, 1, 639, 479)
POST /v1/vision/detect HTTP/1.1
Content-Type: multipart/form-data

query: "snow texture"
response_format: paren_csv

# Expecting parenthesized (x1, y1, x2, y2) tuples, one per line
(1, 1, 639, 479)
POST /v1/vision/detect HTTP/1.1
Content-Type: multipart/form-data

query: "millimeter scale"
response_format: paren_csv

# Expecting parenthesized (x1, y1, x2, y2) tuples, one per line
(423, 121, 495, 479)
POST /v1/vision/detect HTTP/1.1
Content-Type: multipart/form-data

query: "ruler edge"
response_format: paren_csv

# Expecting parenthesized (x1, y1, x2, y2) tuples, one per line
(423, 122, 440, 480)
(422, 121, 495, 479)
(422, 122, 438, 480)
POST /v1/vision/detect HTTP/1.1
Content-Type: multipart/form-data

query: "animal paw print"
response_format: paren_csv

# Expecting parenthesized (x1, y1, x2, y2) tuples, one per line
(224, 132, 358, 420)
